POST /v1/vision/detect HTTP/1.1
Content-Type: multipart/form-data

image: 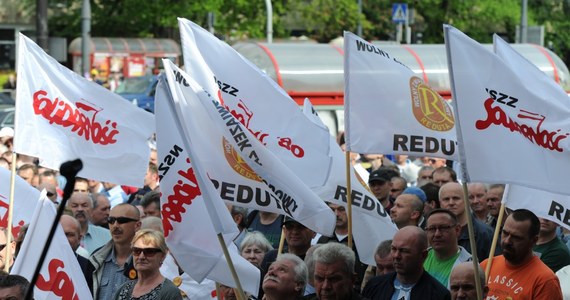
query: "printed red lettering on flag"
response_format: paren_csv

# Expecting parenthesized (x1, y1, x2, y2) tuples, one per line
(0, 195, 25, 237)
(162, 158, 202, 237)
(36, 259, 79, 300)
(32, 90, 119, 145)
(475, 98, 569, 152)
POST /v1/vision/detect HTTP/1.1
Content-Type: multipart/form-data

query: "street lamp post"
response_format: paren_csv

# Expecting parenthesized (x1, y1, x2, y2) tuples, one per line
(81, 0, 91, 77)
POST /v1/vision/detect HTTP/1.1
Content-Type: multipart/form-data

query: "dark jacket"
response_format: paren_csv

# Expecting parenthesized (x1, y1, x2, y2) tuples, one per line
(362, 271, 450, 300)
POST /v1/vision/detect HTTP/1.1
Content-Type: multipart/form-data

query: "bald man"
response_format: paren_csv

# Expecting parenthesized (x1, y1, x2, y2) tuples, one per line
(449, 262, 488, 300)
(363, 226, 450, 299)
(60, 215, 93, 293)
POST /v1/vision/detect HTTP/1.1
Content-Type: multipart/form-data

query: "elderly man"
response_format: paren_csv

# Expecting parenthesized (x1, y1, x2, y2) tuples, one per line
(449, 262, 488, 300)
(263, 253, 307, 300)
(67, 192, 110, 254)
(423, 209, 471, 287)
(439, 182, 496, 261)
(362, 226, 450, 299)
(312, 243, 366, 300)
(467, 182, 488, 223)
(60, 215, 93, 293)
(486, 184, 505, 228)
(0, 228, 15, 272)
(481, 209, 562, 299)
(91, 193, 111, 229)
(89, 203, 141, 299)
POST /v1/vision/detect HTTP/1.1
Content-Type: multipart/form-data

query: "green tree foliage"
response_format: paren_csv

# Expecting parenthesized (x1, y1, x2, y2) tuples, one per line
(528, 0, 570, 65)
(297, 0, 370, 42)
(413, 0, 521, 43)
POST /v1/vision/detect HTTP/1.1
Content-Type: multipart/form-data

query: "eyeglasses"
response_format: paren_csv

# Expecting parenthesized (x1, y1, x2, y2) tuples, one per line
(0, 244, 5, 251)
(390, 188, 403, 193)
(46, 191, 55, 197)
(132, 247, 162, 257)
(107, 216, 139, 225)
(425, 224, 456, 233)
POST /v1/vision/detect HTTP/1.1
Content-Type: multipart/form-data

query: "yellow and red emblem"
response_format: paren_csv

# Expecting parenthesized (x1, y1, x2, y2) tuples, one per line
(222, 137, 261, 182)
(410, 76, 454, 131)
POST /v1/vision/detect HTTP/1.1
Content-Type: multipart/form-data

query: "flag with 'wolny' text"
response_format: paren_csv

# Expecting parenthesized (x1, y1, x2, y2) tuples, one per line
(344, 31, 457, 159)
(14, 34, 154, 187)
(155, 73, 260, 295)
(444, 25, 570, 195)
(11, 196, 92, 300)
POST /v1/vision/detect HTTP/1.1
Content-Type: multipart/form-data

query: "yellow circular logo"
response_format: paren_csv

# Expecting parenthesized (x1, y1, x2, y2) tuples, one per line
(128, 269, 137, 280)
(410, 76, 455, 131)
(222, 137, 261, 182)
(173, 276, 182, 287)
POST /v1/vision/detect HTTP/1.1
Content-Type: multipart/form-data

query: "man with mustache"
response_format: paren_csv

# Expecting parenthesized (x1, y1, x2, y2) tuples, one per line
(262, 253, 307, 300)
(362, 226, 450, 300)
(423, 209, 471, 288)
(89, 203, 141, 300)
(481, 209, 562, 299)
(67, 192, 110, 254)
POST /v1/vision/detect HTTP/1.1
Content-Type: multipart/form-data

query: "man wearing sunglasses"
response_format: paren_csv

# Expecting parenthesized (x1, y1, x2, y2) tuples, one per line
(89, 203, 141, 300)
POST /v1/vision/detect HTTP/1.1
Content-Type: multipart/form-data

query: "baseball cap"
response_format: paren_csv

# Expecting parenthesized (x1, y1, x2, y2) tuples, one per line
(368, 167, 399, 184)
(402, 186, 427, 203)
(282, 216, 305, 228)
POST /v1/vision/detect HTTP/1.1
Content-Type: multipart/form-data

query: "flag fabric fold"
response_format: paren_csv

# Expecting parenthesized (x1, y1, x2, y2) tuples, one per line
(14, 34, 154, 187)
(155, 75, 260, 295)
(11, 196, 92, 300)
(444, 25, 570, 194)
(178, 18, 332, 189)
(344, 31, 457, 159)
(303, 99, 397, 265)
(160, 60, 335, 236)
(0, 167, 40, 237)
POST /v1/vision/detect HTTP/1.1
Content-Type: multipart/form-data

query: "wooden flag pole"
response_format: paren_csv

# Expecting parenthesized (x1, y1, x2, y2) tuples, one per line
(217, 233, 247, 300)
(4, 152, 17, 272)
(461, 182, 483, 300)
(485, 202, 506, 280)
(345, 151, 353, 249)
(277, 228, 286, 256)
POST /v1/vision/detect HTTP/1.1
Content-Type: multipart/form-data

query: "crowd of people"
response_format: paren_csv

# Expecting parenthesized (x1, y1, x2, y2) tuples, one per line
(1, 122, 570, 300)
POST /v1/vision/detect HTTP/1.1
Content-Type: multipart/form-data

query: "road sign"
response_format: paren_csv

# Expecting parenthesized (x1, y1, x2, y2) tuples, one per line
(392, 3, 408, 23)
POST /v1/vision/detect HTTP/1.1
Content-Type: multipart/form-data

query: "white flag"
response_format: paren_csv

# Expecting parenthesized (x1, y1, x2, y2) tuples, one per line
(160, 253, 216, 300)
(162, 60, 335, 236)
(155, 76, 260, 295)
(178, 18, 332, 189)
(444, 25, 570, 194)
(11, 196, 92, 300)
(303, 99, 397, 265)
(14, 34, 154, 187)
(344, 31, 457, 159)
(505, 185, 570, 231)
(0, 167, 40, 237)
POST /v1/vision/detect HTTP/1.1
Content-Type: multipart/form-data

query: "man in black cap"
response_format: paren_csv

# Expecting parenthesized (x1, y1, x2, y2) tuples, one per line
(368, 167, 400, 214)
(260, 216, 315, 275)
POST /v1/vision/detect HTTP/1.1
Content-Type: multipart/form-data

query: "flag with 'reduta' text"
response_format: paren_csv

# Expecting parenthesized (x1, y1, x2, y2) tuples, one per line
(344, 31, 457, 159)
(303, 99, 397, 265)
(155, 74, 260, 295)
(11, 196, 92, 300)
(444, 25, 570, 195)
(14, 34, 154, 187)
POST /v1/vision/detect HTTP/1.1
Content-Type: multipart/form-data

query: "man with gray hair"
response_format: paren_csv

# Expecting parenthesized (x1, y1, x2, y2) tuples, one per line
(90, 193, 111, 229)
(312, 242, 366, 300)
(67, 192, 110, 254)
(262, 253, 307, 300)
(449, 262, 488, 300)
